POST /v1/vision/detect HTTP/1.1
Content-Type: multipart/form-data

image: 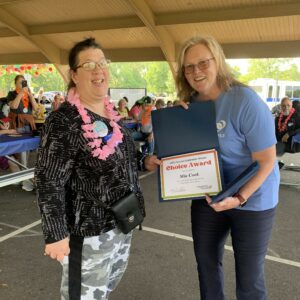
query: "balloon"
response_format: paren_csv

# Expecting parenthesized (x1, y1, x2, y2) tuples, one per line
(49, 67, 53, 72)
(27, 66, 32, 70)
(20, 65, 25, 70)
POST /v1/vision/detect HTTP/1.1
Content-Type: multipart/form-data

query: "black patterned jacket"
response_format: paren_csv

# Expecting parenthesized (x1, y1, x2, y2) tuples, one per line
(35, 102, 145, 244)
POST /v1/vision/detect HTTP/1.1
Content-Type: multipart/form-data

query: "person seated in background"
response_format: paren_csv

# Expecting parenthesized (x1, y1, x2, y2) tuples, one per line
(0, 117, 20, 179)
(33, 97, 46, 130)
(117, 98, 129, 118)
(51, 94, 64, 111)
(0, 116, 33, 191)
(292, 99, 300, 114)
(37, 88, 44, 102)
(129, 98, 143, 122)
(275, 96, 300, 157)
(0, 116, 17, 135)
(131, 96, 155, 154)
(122, 96, 130, 114)
(155, 98, 165, 110)
(0, 97, 10, 118)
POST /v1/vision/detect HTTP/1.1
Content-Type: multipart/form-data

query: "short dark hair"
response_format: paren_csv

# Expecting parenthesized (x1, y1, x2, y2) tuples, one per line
(14, 75, 25, 84)
(67, 37, 102, 91)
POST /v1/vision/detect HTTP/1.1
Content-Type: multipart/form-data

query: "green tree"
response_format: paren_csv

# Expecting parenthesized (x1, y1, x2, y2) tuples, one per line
(109, 63, 147, 88)
(143, 62, 175, 95)
(109, 61, 176, 96)
(239, 58, 299, 83)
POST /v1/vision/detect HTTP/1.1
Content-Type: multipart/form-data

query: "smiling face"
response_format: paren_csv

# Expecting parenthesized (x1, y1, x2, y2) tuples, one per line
(183, 43, 221, 100)
(71, 48, 109, 103)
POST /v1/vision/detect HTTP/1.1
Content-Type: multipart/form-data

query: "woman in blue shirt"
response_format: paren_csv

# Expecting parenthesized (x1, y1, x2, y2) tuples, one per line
(176, 36, 279, 300)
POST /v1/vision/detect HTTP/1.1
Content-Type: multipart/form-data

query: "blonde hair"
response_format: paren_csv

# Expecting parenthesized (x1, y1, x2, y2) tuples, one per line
(118, 98, 127, 107)
(176, 35, 243, 101)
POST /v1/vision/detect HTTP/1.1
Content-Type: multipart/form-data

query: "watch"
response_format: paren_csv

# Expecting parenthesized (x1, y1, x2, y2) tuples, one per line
(234, 193, 247, 207)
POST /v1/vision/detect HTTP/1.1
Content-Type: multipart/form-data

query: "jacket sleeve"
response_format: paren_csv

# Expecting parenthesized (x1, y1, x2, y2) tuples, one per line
(35, 112, 78, 244)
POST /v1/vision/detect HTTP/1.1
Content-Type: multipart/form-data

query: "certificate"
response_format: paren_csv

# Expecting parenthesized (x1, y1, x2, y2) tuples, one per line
(160, 149, 222, 201)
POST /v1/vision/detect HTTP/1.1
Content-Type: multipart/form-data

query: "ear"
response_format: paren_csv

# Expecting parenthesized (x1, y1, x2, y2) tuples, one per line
(70, 70, 78, 85)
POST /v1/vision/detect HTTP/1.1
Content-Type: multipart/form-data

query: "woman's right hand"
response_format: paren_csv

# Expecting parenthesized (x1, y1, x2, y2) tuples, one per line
(44, 237, 70, 262)
(144, 155, 161, 171)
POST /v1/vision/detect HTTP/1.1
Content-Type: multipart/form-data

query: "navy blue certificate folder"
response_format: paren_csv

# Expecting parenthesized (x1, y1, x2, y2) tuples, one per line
(151, 101, 259, 202)
(152, 101, 219, 158)
(211, 161, 259, 203)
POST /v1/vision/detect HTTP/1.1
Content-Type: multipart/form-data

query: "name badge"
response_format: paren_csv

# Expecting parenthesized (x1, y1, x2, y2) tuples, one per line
(93, 120, 108, 137)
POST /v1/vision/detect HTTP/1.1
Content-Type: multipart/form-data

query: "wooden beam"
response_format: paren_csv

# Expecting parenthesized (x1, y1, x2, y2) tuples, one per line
(0, 0, 25, 5)
(0, 7, 63, 63)
(127, 0, 176, 77)
(222, 40, 300, 59)
(1, 40, 300, 65)
(0, 52, 48, 64)
(156, 2, 300, 25)
(29, 16, 144, 35)
(2, 2, 300, 37)
(60, 46, 165, 64)
(0, 27, 16, 37)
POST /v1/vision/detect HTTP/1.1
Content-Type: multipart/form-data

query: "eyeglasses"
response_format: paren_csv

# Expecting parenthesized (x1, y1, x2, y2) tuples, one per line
(75, 59, 111, 71)
(183, 58, 214, 74)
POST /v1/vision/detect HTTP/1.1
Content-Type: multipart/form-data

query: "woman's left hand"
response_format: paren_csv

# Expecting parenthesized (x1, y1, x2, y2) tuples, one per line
(144, 155, 161, 171)
(205, 194, 240, 212)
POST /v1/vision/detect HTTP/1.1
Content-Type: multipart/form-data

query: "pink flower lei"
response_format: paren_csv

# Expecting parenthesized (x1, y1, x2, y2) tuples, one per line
(67, 87, 123, 160)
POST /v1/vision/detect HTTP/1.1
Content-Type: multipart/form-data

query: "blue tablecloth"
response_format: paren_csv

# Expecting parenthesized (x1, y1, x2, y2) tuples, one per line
(292, 133, 300, 145)
(123, 121, 138, 130)
(0, 134, 40, 156)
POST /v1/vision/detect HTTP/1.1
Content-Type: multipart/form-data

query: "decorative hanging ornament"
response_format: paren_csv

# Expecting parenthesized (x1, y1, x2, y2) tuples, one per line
(67, 87, 123, 160)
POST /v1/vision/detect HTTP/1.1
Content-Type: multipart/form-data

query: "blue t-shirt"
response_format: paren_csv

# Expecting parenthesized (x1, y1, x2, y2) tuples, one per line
(215, 86, 279, 211)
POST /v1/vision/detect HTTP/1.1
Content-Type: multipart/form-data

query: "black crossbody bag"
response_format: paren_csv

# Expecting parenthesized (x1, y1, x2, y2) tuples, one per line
(110, 191, 144, 234)
(110, 134, 144, 234)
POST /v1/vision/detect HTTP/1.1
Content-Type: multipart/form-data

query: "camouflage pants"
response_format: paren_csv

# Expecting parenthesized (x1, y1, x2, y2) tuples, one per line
(60, 228, 132, 300)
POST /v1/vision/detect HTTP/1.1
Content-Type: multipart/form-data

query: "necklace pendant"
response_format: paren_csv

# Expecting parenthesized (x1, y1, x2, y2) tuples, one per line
(93, 120, 108, 137)
(23, 108, 28, 113)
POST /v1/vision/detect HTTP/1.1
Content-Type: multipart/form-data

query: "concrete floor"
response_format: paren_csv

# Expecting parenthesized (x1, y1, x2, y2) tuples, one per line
(0, 153, 299, 300)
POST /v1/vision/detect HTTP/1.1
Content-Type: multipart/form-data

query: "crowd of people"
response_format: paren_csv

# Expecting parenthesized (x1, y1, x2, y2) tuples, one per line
(0, 77, 65, 191)
(0, 34, 300, 300)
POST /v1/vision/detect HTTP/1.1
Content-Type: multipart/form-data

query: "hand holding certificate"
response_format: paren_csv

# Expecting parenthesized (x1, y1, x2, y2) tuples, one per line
(152, 102, 258, 203)
(152, 101, 224, 202)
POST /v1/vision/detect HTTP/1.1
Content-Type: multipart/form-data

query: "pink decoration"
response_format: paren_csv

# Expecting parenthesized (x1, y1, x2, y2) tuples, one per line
(67, 87, 123, 160)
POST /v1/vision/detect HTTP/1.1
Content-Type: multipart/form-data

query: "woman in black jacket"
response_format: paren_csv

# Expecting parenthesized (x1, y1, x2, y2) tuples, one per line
(36, 37, 158, 300)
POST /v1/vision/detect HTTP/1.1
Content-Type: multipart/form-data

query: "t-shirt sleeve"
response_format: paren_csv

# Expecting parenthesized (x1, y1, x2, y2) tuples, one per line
(240, 89, 277, 152)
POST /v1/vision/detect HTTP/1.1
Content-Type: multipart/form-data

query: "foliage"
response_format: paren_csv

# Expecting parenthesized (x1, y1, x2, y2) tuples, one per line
(109, 61, 176, 96)
(1, 59, 300, 98)
(0, 64, 65, 97)
(239, 59, 300, 83)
